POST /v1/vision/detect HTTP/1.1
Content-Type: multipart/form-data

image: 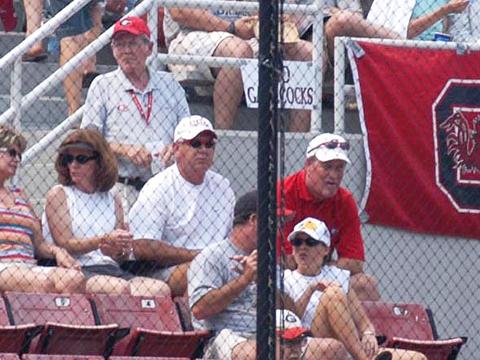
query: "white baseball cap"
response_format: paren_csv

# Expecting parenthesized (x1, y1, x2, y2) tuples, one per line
(174, 115, 217, 142)
(276, 309, 309, 340)
(287, 217, 331, 247)
(306, 133, 350, 164)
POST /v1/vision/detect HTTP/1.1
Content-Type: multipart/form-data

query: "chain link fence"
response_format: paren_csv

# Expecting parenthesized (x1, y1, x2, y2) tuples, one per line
(0, 0, 478, 359)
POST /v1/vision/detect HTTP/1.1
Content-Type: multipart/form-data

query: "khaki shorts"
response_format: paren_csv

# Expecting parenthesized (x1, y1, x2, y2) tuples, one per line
(203, 329, 253, 360)
(168, 31, 259, 82)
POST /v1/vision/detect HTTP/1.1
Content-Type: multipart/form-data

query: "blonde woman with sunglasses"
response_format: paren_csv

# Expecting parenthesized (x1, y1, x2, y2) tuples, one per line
(283, 217, 426, 360)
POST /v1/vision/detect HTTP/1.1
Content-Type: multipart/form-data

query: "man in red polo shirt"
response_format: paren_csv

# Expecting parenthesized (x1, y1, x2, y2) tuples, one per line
(278, 133, 380, 301)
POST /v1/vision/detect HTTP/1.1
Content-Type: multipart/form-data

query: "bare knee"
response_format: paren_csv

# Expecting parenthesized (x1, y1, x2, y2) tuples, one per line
(129, 277, 171, 297)
(215, 37, 254, 59)
(53, 269, 85, 293)
(307, 338, 348, 360)
(323, 283, 348, 303)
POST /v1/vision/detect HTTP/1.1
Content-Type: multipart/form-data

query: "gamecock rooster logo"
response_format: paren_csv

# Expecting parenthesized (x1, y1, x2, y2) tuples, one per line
(440, 110, 480, 174)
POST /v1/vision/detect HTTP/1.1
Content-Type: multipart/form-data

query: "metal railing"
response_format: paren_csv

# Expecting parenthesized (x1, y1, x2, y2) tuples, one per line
(1, 0, 323, 166)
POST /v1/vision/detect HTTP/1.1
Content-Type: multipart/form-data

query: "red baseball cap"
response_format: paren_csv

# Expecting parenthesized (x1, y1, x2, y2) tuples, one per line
(113, 16, 151, 38)
(276, 310, 310, 341)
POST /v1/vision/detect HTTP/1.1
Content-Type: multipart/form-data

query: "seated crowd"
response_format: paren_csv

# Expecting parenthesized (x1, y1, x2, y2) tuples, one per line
(1, 2, 474, 357)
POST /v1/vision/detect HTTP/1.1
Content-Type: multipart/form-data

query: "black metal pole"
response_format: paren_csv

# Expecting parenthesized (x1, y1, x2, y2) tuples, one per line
(256, 0, 280, 359)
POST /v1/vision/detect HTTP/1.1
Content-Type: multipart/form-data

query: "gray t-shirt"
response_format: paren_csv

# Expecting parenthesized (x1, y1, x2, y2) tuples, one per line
(188, 239, 257, 335)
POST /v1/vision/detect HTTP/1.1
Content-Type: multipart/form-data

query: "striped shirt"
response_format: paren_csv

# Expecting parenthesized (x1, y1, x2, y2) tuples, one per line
(0, 188, 36, 263)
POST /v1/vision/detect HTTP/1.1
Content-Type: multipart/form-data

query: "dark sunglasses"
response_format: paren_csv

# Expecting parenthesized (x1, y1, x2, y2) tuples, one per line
(0, 147, 22, 161)
(291, 237, 323, 247)
(310, 139, 350, 152)
(61, 154, 99, 166)
(186, 138, 216, 149)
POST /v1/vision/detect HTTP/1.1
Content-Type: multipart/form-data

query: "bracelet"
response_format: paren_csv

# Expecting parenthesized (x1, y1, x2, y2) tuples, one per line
(226, 21, 236, 35)
(363, 331, 375, 336)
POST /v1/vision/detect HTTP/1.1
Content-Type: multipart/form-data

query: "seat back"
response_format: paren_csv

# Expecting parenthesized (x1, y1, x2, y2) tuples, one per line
(91, 294, 182, 332)
(5, 292, 96, 326)
(22, 355, 104, 360)
(0, 297, 12, 325)
(361, 301, 435, 341)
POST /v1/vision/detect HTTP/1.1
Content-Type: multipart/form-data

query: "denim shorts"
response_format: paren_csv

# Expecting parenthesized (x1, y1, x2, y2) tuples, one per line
(49, 0, 102, 38)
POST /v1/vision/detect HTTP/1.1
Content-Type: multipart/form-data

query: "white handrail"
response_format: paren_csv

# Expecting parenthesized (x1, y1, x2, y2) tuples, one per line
(17, 0, 322, 163)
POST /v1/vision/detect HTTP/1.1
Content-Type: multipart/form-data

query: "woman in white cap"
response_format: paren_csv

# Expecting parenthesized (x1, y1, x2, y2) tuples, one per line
(283, 217, 426, 360)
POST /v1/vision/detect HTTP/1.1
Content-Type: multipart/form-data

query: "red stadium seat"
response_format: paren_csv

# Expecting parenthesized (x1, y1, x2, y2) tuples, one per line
(361, 301, 466, 360)
(4, 292, 118, 356)
(0, 296, 40, 354)
(90, 294, 209, 358)
(22, 355, 103, 360)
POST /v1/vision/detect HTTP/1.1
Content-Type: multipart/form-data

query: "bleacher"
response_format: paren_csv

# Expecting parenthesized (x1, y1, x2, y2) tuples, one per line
(0, 292, 208, 359)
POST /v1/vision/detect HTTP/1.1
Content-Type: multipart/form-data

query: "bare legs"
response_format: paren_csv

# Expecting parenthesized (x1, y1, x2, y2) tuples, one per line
(24, 0, 45, 56)
(0, 265, 85, 293)
(213, 37, 254, 130)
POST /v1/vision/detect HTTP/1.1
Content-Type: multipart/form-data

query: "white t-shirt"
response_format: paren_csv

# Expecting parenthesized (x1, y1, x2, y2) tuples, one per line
(129, 164, 235, 250)
(283, 266, 350, 328)
(42, 185, 118, 267)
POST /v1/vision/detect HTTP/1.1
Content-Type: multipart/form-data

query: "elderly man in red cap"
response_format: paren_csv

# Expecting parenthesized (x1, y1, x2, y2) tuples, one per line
(82, 16, 190, 213)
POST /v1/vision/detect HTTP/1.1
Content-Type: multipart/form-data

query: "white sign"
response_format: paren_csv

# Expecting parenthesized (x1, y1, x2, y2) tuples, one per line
(240, 61, 315, 110)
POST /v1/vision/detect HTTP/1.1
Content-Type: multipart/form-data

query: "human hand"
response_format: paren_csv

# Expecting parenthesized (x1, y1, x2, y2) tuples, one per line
(361, 332, 378, 359)
(157, 144, 175, 168)
(106, 0, 128, 14)
(234, 16, 257, 39)
(125, 145, 152, 168)
(230, 249, 257, 283)
(53, 247, 81, 270)
(445, 0, 470, 14)
(100, 229, 133, 258)
(309, 279, 340, 292)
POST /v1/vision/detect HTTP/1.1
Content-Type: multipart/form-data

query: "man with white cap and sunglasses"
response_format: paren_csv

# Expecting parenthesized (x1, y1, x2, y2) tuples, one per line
(128, 115, 235, 296)
(277, 133, 380, 301)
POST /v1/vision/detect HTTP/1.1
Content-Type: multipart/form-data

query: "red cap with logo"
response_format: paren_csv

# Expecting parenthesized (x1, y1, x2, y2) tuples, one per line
(113, 16, 151, 38)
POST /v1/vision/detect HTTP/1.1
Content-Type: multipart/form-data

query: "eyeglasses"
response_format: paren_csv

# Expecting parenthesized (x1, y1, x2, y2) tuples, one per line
(291, 237, 323, 247)
(185, 138, 217, 149)
(61, 154, 99, 166)
(310, 139, 350, 153)
(0, 147, 22, 161)
(111, 39, 148, 49)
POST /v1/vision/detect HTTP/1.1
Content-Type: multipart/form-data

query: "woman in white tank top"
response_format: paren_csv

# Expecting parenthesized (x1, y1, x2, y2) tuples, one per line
(282, 217, 425, 360)
(43, 128, 170, 296)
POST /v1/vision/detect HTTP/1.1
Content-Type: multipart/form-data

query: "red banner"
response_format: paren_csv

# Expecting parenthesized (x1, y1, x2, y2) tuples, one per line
(350, 41, 480, 240)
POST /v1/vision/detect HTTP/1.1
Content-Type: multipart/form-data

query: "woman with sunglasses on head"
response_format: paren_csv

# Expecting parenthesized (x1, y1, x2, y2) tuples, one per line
(0, 125, 85, 293)
(283, 217, 426, 360)
(43, 128, 170, 296)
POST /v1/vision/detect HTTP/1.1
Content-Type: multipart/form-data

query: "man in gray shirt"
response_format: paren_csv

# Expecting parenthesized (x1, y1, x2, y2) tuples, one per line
(188, 190, 347, 360)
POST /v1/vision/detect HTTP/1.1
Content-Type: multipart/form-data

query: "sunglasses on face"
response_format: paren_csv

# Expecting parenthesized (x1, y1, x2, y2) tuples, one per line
(186, 138, 217, 149)
(0, 147, 22, 161)
(291, 237, 323, 247)
(310, 139, 350, 152)
(61, 154, 99, 166)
